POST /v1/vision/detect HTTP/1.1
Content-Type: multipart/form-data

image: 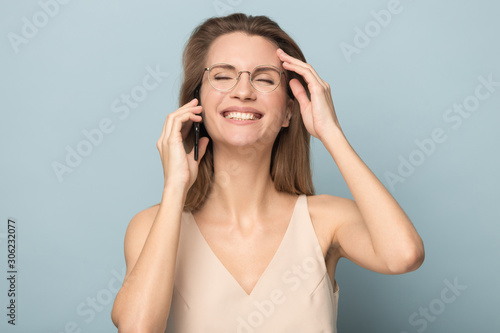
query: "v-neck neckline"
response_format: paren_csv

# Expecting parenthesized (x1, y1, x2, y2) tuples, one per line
(188, 195, 302, 297)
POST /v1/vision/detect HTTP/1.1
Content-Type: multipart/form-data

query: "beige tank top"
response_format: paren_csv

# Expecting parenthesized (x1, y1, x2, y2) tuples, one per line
(165, 194, 339, 332)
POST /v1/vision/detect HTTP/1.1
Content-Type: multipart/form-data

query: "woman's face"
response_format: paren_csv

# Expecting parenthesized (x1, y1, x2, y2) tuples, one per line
(199, 32, 293, 149)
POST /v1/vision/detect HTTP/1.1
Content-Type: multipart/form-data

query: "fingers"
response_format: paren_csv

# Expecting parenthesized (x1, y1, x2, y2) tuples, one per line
(189, 136, 210, 161)
(277, 49, 329, 91)
(159, 99, 194, 138)
(289, 78, 310, 110)
(170, 112, 202, 140)
(162, 98, 201, 139)
(157, 98, 202, 156)
(159, 99, 202, 139)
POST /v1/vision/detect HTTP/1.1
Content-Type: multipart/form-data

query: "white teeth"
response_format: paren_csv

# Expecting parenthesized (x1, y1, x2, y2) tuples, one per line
(224, 112, 258, 120)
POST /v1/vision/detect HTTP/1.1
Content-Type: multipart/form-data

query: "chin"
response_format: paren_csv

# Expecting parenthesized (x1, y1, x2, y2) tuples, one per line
(226, 136, 261, 147)
(207, 123, 279, 150)
(218, 133, 272, 149)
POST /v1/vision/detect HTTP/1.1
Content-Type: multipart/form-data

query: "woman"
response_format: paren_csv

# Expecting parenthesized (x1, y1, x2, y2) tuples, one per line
(111, 13, 425, 332)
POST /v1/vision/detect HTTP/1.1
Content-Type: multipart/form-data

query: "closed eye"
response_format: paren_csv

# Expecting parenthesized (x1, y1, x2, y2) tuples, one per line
(255, 78, 275, 85)
(214, 76, 233, 80)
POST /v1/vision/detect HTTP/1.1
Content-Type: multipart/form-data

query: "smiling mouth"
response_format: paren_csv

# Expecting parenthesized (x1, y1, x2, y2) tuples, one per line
(223, 111, 262, 121)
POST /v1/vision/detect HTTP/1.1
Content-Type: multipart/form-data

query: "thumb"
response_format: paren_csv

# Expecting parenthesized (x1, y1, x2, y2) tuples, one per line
(289, 78, 310, 110)
(197, 137, 210, 161)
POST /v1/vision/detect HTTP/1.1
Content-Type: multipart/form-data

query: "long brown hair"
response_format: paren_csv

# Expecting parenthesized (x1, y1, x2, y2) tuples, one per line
(181, 13, 314, 211)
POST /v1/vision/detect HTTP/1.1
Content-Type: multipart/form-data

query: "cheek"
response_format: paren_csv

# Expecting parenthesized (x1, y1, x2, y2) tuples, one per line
(199, 92, 221, 134)
(269, 96, 290, 122)
(262, 109, 287, 134)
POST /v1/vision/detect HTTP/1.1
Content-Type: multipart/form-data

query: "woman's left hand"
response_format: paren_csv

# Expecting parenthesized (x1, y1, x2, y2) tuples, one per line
(277, 48, 341, 141)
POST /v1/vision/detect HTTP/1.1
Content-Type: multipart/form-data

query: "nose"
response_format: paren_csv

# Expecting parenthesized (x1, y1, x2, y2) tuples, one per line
(230, 71, 256, 100)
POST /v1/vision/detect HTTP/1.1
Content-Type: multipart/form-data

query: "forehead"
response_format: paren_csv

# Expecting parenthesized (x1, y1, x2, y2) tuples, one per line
(206, 32, 282, 69)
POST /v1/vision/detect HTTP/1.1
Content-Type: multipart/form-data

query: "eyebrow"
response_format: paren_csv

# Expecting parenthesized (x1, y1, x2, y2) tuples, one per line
(209, 63, 282, 70)
(212, 64, 235, 69)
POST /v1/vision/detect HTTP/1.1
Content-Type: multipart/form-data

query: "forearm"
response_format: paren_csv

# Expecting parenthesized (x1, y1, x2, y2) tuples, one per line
(113, 185, 187, 332)
(323, 128, 424, 270)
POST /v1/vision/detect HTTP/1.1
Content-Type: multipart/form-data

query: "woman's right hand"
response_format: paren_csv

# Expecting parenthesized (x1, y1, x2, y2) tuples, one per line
(156, 98, 210, 191)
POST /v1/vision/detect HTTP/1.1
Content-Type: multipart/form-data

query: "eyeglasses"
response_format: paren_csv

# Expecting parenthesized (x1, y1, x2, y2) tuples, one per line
(203, 63, 284, 93)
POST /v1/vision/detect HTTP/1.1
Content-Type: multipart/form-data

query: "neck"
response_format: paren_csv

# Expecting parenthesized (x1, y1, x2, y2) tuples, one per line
(205, 142, 279, 223)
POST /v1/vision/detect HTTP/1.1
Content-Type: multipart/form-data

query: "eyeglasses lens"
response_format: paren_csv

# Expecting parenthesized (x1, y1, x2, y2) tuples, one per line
(208, 64, 281, 92)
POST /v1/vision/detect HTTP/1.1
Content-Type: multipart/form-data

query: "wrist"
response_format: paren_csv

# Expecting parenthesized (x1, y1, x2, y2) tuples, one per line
(320, 125, 346, 145)
(162, 182, 189, 202)
(322, 127, 353, 157)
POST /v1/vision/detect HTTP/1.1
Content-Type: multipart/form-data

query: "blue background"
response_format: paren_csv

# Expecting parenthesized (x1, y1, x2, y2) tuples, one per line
(1, 0, 498, 332)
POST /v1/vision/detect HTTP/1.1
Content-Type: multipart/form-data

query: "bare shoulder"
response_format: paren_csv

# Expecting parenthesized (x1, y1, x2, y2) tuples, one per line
(122, 204, 161, 277)
(307, 194, 358, 223)
(125, 204, 160, 242)
(306, 194, 362, 246)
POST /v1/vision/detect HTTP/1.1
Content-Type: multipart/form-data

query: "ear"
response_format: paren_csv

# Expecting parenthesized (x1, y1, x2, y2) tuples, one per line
(281, 98, 294, 128)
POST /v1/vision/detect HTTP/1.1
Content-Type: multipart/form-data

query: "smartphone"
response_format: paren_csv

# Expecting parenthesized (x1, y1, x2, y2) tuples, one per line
(193, 118, 207, 160)
(194, 122, 200, 161)
(194, 87, 202, 161)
